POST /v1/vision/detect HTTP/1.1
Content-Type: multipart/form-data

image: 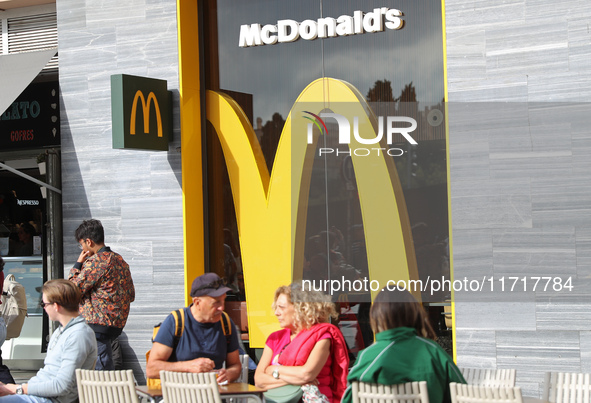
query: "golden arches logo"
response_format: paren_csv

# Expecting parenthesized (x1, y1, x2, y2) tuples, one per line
(130, 90, 163, 137)
(206, 77, 419, 347)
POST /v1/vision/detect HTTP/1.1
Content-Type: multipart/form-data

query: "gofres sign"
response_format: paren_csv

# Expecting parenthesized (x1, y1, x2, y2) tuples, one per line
(239, 7, 404, 47)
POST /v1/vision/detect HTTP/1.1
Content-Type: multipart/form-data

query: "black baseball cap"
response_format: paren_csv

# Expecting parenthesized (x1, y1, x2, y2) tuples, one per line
(190, 273, 232, 298)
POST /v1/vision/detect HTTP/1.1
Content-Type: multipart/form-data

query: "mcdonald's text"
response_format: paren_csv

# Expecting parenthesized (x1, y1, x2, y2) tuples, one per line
(239, 7, 404, 47)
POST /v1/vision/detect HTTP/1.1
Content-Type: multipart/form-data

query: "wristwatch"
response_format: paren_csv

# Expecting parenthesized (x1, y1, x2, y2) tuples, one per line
(16, 385, 23, 395)
(272, 369, 280, 379)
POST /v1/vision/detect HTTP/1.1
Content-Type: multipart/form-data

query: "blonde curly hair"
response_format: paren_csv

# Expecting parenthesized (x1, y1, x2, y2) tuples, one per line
(272, 282, 338, 332)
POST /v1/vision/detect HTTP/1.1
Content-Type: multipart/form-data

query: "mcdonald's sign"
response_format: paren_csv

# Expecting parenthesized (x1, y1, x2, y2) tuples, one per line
(111, 74, 172, 151)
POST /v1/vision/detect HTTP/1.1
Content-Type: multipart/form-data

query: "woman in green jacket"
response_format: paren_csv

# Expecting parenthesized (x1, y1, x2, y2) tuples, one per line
(342, 287, 465, 403)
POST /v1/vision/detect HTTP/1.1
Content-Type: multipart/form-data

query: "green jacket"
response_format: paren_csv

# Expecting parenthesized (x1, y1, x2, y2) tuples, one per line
(341, 327, 465, 403)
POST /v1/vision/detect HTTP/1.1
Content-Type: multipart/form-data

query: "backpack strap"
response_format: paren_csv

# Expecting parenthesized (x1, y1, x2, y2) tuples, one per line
(172, 309, 184, 338)
(171, 308, 185, 348)
(220, 311, 232, 344)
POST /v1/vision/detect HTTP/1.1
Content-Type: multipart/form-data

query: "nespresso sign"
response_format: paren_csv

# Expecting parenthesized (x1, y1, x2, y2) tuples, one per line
(17, 199, 40, 206)
(239, 7, 404, 48)
(0, 81, 60, 150)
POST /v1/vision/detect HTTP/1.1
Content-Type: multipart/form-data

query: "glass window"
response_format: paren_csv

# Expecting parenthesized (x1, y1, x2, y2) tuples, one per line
(204, 0, 451, 356)
(2, 257, 44, 315)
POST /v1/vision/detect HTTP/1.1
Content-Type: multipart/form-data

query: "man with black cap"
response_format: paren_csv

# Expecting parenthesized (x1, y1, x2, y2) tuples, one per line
(146, 273, 241, 384)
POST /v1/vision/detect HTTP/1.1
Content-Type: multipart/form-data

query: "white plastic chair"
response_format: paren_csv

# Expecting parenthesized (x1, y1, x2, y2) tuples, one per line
(76, 369, 140, 403)
(449, 382, 523, 403)
(160, 370, 222, 403)
(543, 372, 591, 403)
(460, 368, 517, 387)
(351, 381, 430, 403)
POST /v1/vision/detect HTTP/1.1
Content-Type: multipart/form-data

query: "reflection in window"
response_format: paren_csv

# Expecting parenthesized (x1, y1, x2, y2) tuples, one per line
(204, 0, 449, 357)
(2, 257, 44, 315)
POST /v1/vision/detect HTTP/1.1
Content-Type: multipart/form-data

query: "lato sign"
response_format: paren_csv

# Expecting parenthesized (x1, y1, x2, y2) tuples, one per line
(0, 81, 60, 150)
(2, 101, 41, 121)
(239, 7, 404, 47)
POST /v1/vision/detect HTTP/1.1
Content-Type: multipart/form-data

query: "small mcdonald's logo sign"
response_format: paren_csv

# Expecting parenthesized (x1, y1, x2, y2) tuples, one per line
(111, 74, 172, 151)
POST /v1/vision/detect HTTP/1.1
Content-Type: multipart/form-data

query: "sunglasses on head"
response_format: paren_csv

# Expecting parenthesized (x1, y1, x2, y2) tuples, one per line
(195, 278, 227, 292)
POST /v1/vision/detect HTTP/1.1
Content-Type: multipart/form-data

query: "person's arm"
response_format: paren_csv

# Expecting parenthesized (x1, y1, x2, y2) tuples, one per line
(146, 342, 216, 378)
(0, 384, 11, 395)
(26, 328, 95, 397)
(264, 339, 331, 385)
(68, 255, 104, 296)
(341, 385, 354, 403)
(448, 360, 466, 384)
(146, 313, 216, 378)
(255, 345, 290, 389)
(68, 250, 90, 277)
(215, 349, 241, 384)
(0, 383, 29, 395)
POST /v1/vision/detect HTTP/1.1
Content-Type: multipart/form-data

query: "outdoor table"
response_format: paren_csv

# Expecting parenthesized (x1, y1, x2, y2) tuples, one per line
(136, 382, 267, 403)
(523, 397, 551, 403)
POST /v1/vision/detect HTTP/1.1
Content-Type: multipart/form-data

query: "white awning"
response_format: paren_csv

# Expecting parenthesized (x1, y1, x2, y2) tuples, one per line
(0, 48, 58, 116)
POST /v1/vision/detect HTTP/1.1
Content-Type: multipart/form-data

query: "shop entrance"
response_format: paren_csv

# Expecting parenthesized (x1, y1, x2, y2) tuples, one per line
(1, 77, 62, 369)
(0, 147, 63, 369)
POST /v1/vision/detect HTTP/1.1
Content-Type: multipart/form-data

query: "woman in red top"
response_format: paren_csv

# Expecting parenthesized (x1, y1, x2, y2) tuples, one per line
(255, 283, 349, 403)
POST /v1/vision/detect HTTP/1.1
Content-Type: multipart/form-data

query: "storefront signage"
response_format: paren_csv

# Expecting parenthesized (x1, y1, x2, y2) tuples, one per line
(0, 81, 60, 150)
(111, 74, 172, 151)
(16, 199, 40, 206)
(239, 7, 404, 47)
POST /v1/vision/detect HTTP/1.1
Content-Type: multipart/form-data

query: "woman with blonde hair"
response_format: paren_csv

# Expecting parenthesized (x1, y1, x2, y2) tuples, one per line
(341, 287, 465, 403)
(255, 283, 349, 403)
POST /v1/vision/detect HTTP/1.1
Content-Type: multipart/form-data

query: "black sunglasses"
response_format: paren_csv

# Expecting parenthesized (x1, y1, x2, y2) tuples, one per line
(194, 278, 227, 292)
(39, 301, 53, 308)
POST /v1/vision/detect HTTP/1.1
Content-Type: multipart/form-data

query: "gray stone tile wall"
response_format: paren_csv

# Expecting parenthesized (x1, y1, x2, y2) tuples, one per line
(446, 0, 591, 397)
(54, 0, 591, 391)
(56, 0, 182, 383)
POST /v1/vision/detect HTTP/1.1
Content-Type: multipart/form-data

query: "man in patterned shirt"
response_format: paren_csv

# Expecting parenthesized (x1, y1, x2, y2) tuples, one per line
(68, 219, 135, 370)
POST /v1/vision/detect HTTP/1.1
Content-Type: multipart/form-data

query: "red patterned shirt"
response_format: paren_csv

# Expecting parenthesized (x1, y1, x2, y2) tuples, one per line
(69, 247, 135, 329)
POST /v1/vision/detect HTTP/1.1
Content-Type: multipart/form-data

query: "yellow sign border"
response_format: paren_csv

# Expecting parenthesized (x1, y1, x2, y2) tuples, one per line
(177, 0, 454, 349)
(177, 0, 205, 304)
